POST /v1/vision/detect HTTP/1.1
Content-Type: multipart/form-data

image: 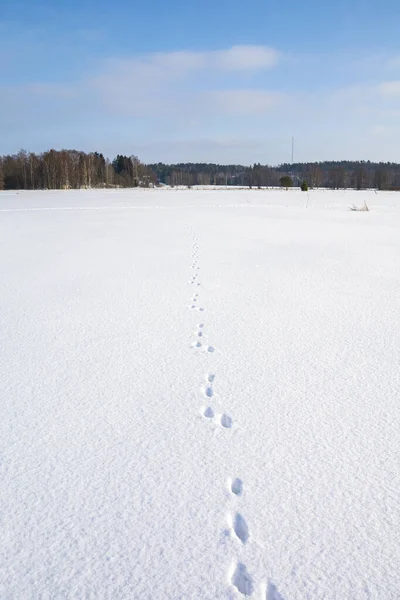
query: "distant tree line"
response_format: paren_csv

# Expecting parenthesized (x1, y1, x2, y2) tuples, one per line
(0, 150, 156, 190)
(150, 161, 400, 190)
(1, 150, 400, 191)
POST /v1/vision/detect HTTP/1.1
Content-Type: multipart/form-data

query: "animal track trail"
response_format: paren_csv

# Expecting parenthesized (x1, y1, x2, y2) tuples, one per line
(195, 323, 204, 336)
(231, 562, 254, 597)
(187, 233, 256, 600)
(202, 372, 215, 397)
(192, 342, 215, 353)
(203, 411, 235, 430)
(201, 375, 235, 432)
(189, 229, 251, 596)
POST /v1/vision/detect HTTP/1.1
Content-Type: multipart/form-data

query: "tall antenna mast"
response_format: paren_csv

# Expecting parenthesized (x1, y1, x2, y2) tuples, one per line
(291, 136, 294, 164)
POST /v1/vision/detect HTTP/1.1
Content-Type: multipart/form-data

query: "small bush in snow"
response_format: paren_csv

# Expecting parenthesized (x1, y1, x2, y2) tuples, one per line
(349, 201, 369, 212)
(280, 175, 293, 189)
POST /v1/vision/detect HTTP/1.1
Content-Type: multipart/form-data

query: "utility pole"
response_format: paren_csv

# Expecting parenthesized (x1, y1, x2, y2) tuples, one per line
(291, 136, 294, 164)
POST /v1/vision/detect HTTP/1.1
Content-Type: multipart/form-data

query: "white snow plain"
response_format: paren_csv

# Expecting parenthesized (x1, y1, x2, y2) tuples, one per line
(0, 188, 399, 599)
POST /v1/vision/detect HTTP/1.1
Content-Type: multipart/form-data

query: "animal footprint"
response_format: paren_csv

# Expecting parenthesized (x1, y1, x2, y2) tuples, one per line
(231, 478, 243, 496)
(207, 373, 215, 382)
(266, 582, 284, 600)
(207, 346, 214, 353)
(204, 386, 213, 398)
(203, 407, 214, 418)
(231, 562, 254, 596)
(220, 413, 233, 429)
(220, 414, 232, 428)
(232, 513, 249, 544)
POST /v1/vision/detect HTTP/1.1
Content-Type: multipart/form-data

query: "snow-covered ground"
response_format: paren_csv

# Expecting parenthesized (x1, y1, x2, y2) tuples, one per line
(1, 188, 399, 599)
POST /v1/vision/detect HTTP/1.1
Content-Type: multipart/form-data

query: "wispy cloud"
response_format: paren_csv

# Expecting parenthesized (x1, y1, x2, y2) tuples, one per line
(206, 45, 280, 70)
(106, 45, 280, 76)
(86, 45, 281, 116)
(2, 45, 400, 162)
(205, 90, 284, 115)
(378, 80, 400, 96)
(387, 56, 400, 69)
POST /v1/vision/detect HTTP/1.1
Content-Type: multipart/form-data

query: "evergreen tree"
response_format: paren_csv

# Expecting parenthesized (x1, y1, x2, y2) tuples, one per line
(300, 180, 308, 191)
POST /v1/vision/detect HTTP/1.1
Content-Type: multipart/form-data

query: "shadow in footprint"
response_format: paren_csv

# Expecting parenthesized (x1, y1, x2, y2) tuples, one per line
(205, 386, 213, 398)
(220, 414, 232, 428)
(203, 407, 214, 418)
(233, 513, 249, 544)
(207, 346, 215, 353)
(231, 478, 243, 496)
(232, 562, 253, 596)
(266, 582, 285, 600)
(207, 373, 215, 382)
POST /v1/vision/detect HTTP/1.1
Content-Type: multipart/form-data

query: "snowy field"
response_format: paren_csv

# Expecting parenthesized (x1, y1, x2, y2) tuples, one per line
(1, 188, 399, 599)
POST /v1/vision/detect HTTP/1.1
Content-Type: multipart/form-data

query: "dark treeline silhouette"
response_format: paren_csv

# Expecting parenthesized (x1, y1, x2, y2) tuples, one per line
(1, 149, 400, 190)
(150, 160, 400, 190)
(0, 150, 157, 190)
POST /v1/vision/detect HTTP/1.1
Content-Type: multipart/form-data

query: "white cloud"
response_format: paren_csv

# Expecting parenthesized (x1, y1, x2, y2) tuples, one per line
(370, 125, 388, 135)
(134, 45, 279, 74)
(5, 44, 400, 162)
(87, 46, 281, 116)
(378, 81, 400, 96)
(210, 45, 280, 70)
(0, 46, 282, 127)
(387, 56, 400, 69)
(206, 90, 283, 115)
(92, 45, 280, 92)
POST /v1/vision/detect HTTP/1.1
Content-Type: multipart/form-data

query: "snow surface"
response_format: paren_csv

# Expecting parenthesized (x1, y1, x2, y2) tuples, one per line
(1, 188, 399, 599)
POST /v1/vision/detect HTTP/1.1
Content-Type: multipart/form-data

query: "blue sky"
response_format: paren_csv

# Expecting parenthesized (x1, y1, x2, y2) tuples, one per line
(1, 0, 400, 164)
